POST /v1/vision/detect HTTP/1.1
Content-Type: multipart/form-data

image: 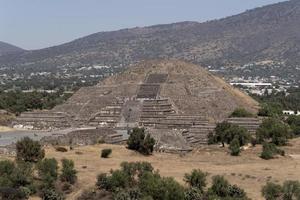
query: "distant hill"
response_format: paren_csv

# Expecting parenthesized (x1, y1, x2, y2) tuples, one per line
(1, 0, 300, 71)
(0, 41, 24, 56)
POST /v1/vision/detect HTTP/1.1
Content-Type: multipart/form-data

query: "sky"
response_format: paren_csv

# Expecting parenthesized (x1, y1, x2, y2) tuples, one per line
(0, 0, 285, 50)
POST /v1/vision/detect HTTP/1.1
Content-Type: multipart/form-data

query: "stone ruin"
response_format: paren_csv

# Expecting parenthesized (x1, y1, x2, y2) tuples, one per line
(12, 60, 259, 152)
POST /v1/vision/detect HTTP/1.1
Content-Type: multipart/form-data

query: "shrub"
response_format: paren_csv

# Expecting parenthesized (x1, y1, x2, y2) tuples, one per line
(127, 127, 145, 151)
(0, 187, 27, 200)
(36, 158, 58, 189)
(16, 137, 45, 162)
(96, 173, 110, 190)
(60, 159, 77, 184)
(184, 169, 207, 192)
(127, 128, 155, 155)
(261, 142, 285, 160)
(0, 160, 15, 176)
(282, 180, 300, 200)
(184, 187, 203, 200)
(230, 108, 254, 118)
(55, 147, 68, 152)
(101, 149, 112, 158)
(262, 182, 283, 200)
(210, 175, 230, 197)
(41, 188, 64, 200)
(286, 115, 300, 136)
(229, 137, 241, 156)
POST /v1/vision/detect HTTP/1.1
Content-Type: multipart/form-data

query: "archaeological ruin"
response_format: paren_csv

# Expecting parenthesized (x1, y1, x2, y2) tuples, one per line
(12, 60, 260, 151)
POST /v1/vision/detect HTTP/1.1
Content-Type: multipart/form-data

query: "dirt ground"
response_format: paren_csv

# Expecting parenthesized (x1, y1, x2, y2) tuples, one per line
(35, 138, 300, 200)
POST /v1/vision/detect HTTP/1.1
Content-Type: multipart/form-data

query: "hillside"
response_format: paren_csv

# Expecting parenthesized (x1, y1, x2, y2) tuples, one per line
(0, 0, 300, 71)
(0, 41, 24, 56)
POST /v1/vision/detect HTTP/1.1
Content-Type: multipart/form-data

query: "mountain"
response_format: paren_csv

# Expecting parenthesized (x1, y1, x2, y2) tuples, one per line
(0, 41, 24, 56)
(1, 0, 300, 70)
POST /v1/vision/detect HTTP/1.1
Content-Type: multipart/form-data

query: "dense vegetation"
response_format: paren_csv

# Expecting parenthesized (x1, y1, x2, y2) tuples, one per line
(0, 90, 72, 114)
(127, 128, 156, 155)
(262, 181, 300, 200)
(79, 161, 250, 200)
(0, 138, 77, 200)
(253, 87, 300, 114)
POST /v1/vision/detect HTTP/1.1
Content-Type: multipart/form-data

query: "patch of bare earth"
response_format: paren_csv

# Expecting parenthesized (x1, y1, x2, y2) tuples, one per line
(34, 138, 300, 200)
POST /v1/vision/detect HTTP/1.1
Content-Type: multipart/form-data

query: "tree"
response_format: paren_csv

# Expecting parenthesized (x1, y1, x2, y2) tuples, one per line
(184, 169, 207, 192)
(60, 159, 77, 184)
(16, 137, 45, 163)
(127, 128, 156, 155)
(213, 122, 250, 147)
(256, 118, 291, 145)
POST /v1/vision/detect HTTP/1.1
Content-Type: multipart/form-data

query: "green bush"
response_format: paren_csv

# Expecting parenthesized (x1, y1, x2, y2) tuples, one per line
(184, 187, 203, 200)
(210, 175, 230, 197)
(209, 175, 247, 199)
(286, 115, 300, 136)
(41, 188, 64, 200)
(262, 182, 283, 200)
(230, 108, 254, 118)
(262, 180, 300, 200)
(36, 158, 58, 189)
(127, 128, 155, 155)
(229, 137, 241, 156)
(282, 180, 300, 200)
(184, 169, 207, 192)
(16, 137, 45, 162)
(260, 142, 285, 160)
(60, 159, 77, 185)
(101, 149, 112, 158)
(96, 173, 110, 190)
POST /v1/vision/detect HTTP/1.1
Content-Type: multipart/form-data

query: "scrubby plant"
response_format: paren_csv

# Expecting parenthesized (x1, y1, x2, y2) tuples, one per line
(184, 169, 207, 192)
(282, 180, 300, 200)
(60, 159, 77, 185)
(262, 182, 283, 200)
(16, 137, 45, 162)
(41, 188, 64, 200)
(36, 158, 58, 189)
(101, 149, 112, 158)
(260, 142, 285, 160)
(127, 128, 155, 155)
(229, 137, 241, 156)
(230, 108, 254, 118)
(286, 115, 300, 136)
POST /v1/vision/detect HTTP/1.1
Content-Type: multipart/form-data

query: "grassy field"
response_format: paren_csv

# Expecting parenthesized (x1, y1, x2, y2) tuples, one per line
(36, 138, 300, 200)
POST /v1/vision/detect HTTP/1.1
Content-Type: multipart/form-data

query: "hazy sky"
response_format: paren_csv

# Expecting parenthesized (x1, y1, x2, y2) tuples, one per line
(0, 0, 285, 50)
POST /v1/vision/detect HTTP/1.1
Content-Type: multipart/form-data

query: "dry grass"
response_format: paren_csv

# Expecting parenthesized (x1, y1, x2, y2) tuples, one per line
(0, 126, 14, 132)
(40, 138, 300, 200)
